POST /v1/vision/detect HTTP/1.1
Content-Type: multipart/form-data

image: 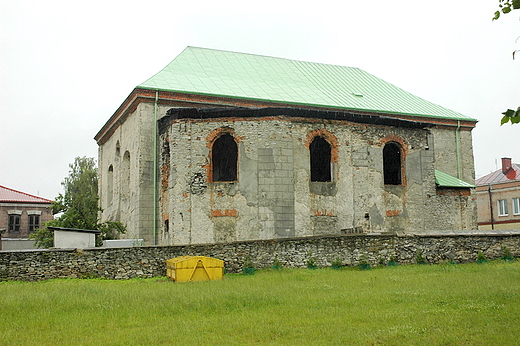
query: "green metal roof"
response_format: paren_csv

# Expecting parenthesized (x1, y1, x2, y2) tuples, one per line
(435, 170, 475, 188)
(139, 47, 476, 121)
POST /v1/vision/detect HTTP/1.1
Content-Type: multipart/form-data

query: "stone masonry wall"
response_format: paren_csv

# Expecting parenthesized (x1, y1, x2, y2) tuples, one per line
(1, 232, 519, 281)
(157, 115, 477, 246)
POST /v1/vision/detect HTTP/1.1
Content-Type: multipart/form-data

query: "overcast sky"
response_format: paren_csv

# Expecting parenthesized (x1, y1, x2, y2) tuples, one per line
(1, 0, 519, 200)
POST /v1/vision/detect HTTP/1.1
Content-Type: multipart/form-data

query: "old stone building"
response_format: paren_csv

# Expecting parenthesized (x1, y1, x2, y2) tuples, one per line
(95, 47, 478, 245)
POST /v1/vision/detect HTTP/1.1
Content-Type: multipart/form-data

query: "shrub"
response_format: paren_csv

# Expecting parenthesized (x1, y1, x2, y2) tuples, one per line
(358, 254, 371, 270)
(501, 246, 515, 261)
(242, 255, 255, 275)
(331, 258, 343, 270)
(306, 253, 317, 270)
(387, 255, 398, 267)
(476, 251, 488, 264)
(272, 258, 282, 270)
(415, 249, 427, 265)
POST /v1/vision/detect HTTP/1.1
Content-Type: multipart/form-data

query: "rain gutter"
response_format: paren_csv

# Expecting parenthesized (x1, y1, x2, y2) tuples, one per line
(456, 120, 461, 179)
(488, 184, 494, 230)
(153, 90, 158, 245)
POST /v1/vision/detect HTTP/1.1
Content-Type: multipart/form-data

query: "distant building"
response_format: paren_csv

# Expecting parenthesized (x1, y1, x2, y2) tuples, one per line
(0, 185, 53, 238)
(95, 47, 478, 245)
(475, 158, 520, 230)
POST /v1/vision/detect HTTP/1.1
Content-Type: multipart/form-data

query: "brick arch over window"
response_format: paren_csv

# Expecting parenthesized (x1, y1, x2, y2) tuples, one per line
(380, 135, 407, 186)
(305, 129, 338, 182)
(207, 128, 238, 182)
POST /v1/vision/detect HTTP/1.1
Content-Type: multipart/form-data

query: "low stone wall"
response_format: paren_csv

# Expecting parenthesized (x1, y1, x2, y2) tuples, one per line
(1, 231, 519, 281)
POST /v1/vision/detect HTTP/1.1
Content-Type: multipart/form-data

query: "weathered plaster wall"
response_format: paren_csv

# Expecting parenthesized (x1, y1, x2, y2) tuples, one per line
(430, 127, 475, 183)
(158, 115, 477, 245)
(98, 104, 477, 246)
(1, 232, 518, 281)
(99, 103, 172, 243)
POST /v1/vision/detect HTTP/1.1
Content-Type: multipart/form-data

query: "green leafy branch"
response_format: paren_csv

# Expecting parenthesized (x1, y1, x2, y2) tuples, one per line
(493, 1, 520, 125)
(501, 107, 520, 125)
(493, 0, 520, 20)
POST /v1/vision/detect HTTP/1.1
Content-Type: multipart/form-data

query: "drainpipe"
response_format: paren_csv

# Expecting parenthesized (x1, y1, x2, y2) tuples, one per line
(488, 184, 494, 230)
(153, 90, 158, 245)
(455, 120, 462, 179)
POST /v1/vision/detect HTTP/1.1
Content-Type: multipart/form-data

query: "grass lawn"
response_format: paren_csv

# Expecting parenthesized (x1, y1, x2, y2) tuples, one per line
(1, 261, 519, 345)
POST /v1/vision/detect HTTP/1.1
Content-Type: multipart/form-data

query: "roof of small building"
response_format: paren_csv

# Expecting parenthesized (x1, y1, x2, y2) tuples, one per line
(475, 163, 520, 186)
(0, 185, 53, 204)
(139, 47, 476, 122)
(435, 170, 475, 188)
(48, 227, 100, 234)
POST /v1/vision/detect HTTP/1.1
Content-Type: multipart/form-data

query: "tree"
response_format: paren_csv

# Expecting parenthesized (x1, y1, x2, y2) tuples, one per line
(493, 0, 520, 125)
(30, 157, 126, 248)
(493, 0, 520, 20)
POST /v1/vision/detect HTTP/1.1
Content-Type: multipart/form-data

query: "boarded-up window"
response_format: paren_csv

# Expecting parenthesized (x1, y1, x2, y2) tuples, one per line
(383, 142, 402, 185)
(212, 133, 238, 182)
(310, 136, 332, 182)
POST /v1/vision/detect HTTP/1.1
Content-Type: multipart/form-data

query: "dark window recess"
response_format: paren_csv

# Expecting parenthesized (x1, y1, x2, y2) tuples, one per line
(383, 142, 402, 185)
(8, 214, 20, 232)
(28, 215, 40, 233)
(212, 133, 238, 182)
(310, 136, 332, 182)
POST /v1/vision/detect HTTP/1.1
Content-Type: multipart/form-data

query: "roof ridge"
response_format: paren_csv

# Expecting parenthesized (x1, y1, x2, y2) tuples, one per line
(475, 163, 520, 185)
(0, 185, 53, 203)
(186, 46, 358, 69)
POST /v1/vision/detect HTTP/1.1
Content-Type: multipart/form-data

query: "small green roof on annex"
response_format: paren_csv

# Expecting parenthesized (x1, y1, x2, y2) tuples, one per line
(435, 170, 475, 188)
(139, 47, 476, 121)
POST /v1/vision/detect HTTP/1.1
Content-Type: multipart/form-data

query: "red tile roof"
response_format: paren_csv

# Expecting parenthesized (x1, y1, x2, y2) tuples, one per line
(0, 185, 53, 204)
(475, 163, 520, 186)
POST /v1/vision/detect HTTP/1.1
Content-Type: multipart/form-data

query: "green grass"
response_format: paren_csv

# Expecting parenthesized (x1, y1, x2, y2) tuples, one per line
(1, 261, 520, 345)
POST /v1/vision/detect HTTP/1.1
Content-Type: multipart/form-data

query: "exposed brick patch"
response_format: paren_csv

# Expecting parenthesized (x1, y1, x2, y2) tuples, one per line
(211, 209, 238, 217)
(386, 210, 402, 217)
(314, 209, 336, 216)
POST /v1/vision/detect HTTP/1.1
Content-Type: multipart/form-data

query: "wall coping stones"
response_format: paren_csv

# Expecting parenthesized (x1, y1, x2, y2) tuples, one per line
(408, 229, 520, 237)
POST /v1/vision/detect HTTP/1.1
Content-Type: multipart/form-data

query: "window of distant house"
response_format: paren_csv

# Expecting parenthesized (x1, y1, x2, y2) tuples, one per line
(513, 198, 520, 215)
(310, 136, 332, 182)
(498, 199, 509, 216)
(212, 133, 238, 182)
(383, 142, 403, 185)
(28, 215, 40, 233)
(8, 214, 21, 232)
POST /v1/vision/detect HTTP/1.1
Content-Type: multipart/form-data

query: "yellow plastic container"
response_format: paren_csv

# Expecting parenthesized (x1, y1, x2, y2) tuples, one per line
(166, 256, 224, 283)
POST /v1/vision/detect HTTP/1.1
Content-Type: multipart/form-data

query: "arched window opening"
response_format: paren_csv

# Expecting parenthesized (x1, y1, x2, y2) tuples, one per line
(383, 142, 402, 185)
(310, 136, 332, 182)
(122, 151, 130, 197)
(212, 133, 238, 182)
(107, 165, 114, 205)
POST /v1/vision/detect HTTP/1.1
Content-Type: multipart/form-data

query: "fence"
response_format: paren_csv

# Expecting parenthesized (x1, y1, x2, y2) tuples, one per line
(1, 230, 519, 281)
